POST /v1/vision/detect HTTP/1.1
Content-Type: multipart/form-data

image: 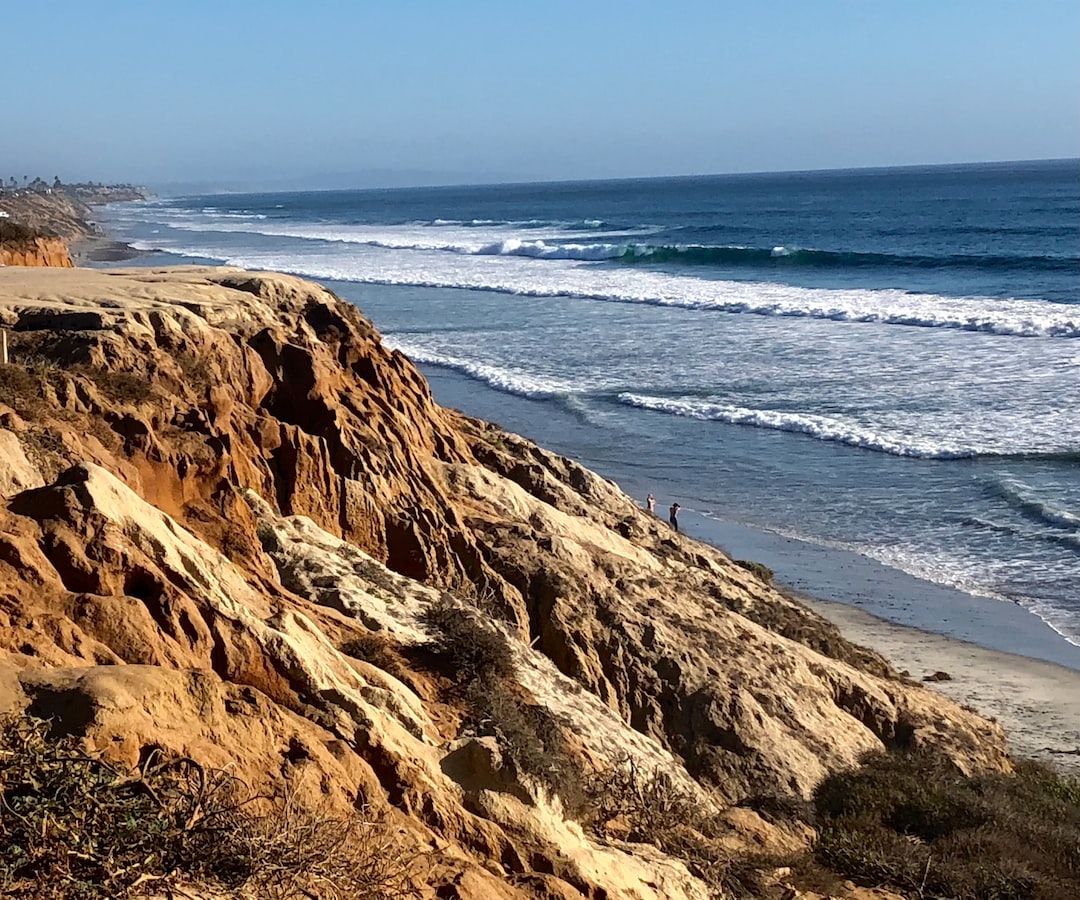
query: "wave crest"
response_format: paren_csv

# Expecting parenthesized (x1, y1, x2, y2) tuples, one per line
(990, 479, 1080, 531)
(616, 394, 980, 459)
(380, 339, 573, 399)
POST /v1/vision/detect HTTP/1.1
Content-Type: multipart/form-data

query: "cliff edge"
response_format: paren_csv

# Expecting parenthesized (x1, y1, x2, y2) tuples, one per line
(0, 267, 1024, 899)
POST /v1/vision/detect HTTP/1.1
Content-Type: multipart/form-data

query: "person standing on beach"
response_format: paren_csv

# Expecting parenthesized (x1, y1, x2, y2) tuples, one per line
(669, 502, 680, 532)
(646, 493, 655, 513)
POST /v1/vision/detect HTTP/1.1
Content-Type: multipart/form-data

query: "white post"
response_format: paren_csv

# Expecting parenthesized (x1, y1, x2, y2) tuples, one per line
(1, 330, 7, 365)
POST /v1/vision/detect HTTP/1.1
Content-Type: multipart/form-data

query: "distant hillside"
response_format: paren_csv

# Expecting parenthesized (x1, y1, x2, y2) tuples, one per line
(0, 181, 150, 266)
(0, 181, 150, 244)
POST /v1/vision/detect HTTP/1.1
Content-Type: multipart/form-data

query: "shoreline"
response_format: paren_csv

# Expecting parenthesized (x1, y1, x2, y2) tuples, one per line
(65, 250, 1080, 769)
(412, 363, 1080, 672)
(798, 595, 1080, 774)
(682, 506, 1080, 671)
(410, 362, 1080, 770)
(69, 236, 151, 264)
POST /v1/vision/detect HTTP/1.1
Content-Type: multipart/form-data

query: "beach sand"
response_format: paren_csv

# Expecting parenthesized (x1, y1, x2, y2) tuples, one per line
(802, 596, 1080, 775)
(69, 236, 149, 264)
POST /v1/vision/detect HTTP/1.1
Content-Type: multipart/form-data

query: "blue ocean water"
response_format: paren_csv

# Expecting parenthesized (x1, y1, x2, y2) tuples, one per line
(97, 159, 1080, 657)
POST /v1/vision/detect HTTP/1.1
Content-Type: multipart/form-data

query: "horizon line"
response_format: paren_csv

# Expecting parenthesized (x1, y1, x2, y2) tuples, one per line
(152, 156, 1079, 197)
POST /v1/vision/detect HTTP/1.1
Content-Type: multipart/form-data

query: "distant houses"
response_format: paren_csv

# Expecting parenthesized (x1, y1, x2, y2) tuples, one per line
(0, 177, 147, 199)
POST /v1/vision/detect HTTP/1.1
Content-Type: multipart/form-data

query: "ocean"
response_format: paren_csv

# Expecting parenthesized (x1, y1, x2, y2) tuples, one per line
(96, 159, 1080, 667)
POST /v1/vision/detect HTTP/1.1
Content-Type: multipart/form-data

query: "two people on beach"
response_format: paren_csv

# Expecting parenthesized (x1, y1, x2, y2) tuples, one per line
(644, 493, 680, 532)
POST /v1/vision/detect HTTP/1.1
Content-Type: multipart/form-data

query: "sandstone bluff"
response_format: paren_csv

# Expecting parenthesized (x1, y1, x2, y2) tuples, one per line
(0, 266, 1012, 899)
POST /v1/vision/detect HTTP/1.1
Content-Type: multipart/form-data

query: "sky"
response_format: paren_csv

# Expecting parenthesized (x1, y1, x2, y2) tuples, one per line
(3, 0, 1078, 189)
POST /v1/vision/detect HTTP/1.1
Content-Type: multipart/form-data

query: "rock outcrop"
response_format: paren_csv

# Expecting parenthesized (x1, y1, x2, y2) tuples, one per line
(0, 266, 1011, 898)
(0, 187, 132, 244)
(0, 235, 73, 267)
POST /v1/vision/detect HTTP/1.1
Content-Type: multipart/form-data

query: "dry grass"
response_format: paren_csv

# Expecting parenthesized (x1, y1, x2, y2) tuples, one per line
(340, 632, 410, 682)
(420, 595, 588, 809)
(421, 593, 516, 684)
(175, 350, 214, 394)
(581, 755, 777, 898)
(0, 364, 51, 419)
(68, 366, 153, 403)
(0, 356, 151, 423)
(463, 678, 586, 812)
(709, 582, 893, 678)
(0, 714, 416, 899)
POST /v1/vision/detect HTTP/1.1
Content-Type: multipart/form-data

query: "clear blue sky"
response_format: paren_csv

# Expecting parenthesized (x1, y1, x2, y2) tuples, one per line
(4, 0, 1077, 188)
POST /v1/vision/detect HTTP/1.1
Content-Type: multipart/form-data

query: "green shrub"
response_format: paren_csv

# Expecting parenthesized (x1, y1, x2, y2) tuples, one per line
(812, 750, 1080, 899)
(421, 594, 516, 683)
(734, 559, 774, 584)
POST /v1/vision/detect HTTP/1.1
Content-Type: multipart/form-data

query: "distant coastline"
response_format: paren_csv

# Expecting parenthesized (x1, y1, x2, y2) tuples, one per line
(0, 181, 151, 266)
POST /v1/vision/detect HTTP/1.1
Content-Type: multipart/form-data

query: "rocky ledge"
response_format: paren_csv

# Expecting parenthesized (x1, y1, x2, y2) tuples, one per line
(0, 267, 1016, 899)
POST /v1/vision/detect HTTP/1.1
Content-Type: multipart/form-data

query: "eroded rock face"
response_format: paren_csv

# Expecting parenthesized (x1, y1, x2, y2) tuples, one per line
(0, 267, 1012, 898)
(0, 236, 73, 267)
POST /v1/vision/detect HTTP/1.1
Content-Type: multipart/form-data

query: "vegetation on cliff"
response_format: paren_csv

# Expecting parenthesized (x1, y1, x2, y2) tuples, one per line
(0, 715, 414, 899)
(0, 266, 1074, 899)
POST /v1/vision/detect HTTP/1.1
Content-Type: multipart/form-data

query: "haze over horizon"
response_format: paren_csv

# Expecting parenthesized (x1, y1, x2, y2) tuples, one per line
(5, 0, 1078, 191)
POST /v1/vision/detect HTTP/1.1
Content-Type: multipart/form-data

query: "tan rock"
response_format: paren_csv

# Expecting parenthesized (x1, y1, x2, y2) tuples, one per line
(0, 429, 43, 495)
(0, 236, 73, 267)
(0, 266, 1017, 898)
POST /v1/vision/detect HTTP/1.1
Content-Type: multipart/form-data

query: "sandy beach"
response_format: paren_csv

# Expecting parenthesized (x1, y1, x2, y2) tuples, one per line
(801, 596, 1080, 775)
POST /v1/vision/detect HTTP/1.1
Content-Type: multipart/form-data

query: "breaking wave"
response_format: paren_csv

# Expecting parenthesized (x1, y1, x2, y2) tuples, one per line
(139, 213, 1080, 276)
(380, 340, 576, 399)
(615, 394, 982, 458)
(990, 479, 1080, 532)
(133, 238, 1080, 339)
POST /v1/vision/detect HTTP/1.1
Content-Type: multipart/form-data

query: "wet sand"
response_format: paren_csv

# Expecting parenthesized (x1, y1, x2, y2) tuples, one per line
(801, 596, 1080, 774)
(70, 237, 150, 264)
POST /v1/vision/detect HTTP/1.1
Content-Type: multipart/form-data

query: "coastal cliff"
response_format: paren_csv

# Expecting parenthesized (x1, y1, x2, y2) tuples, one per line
(0, 184, 148, 267)
(0, 266, 1057, 899)
(0, 235, 73, 268)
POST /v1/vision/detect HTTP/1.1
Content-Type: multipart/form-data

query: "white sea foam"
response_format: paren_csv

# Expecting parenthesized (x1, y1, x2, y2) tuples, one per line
(993, 479, 1080, 530)
(380, 338, 577, 398)
(860, 542, 1080, 646)
(473, 238, 628, 260)
(156, 220, 648, 256)
(960, 516, 1080, 552)
(696, 509, 1080, 645)
(616, 394, 985, 459)
(133, 236, 1080, 339)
